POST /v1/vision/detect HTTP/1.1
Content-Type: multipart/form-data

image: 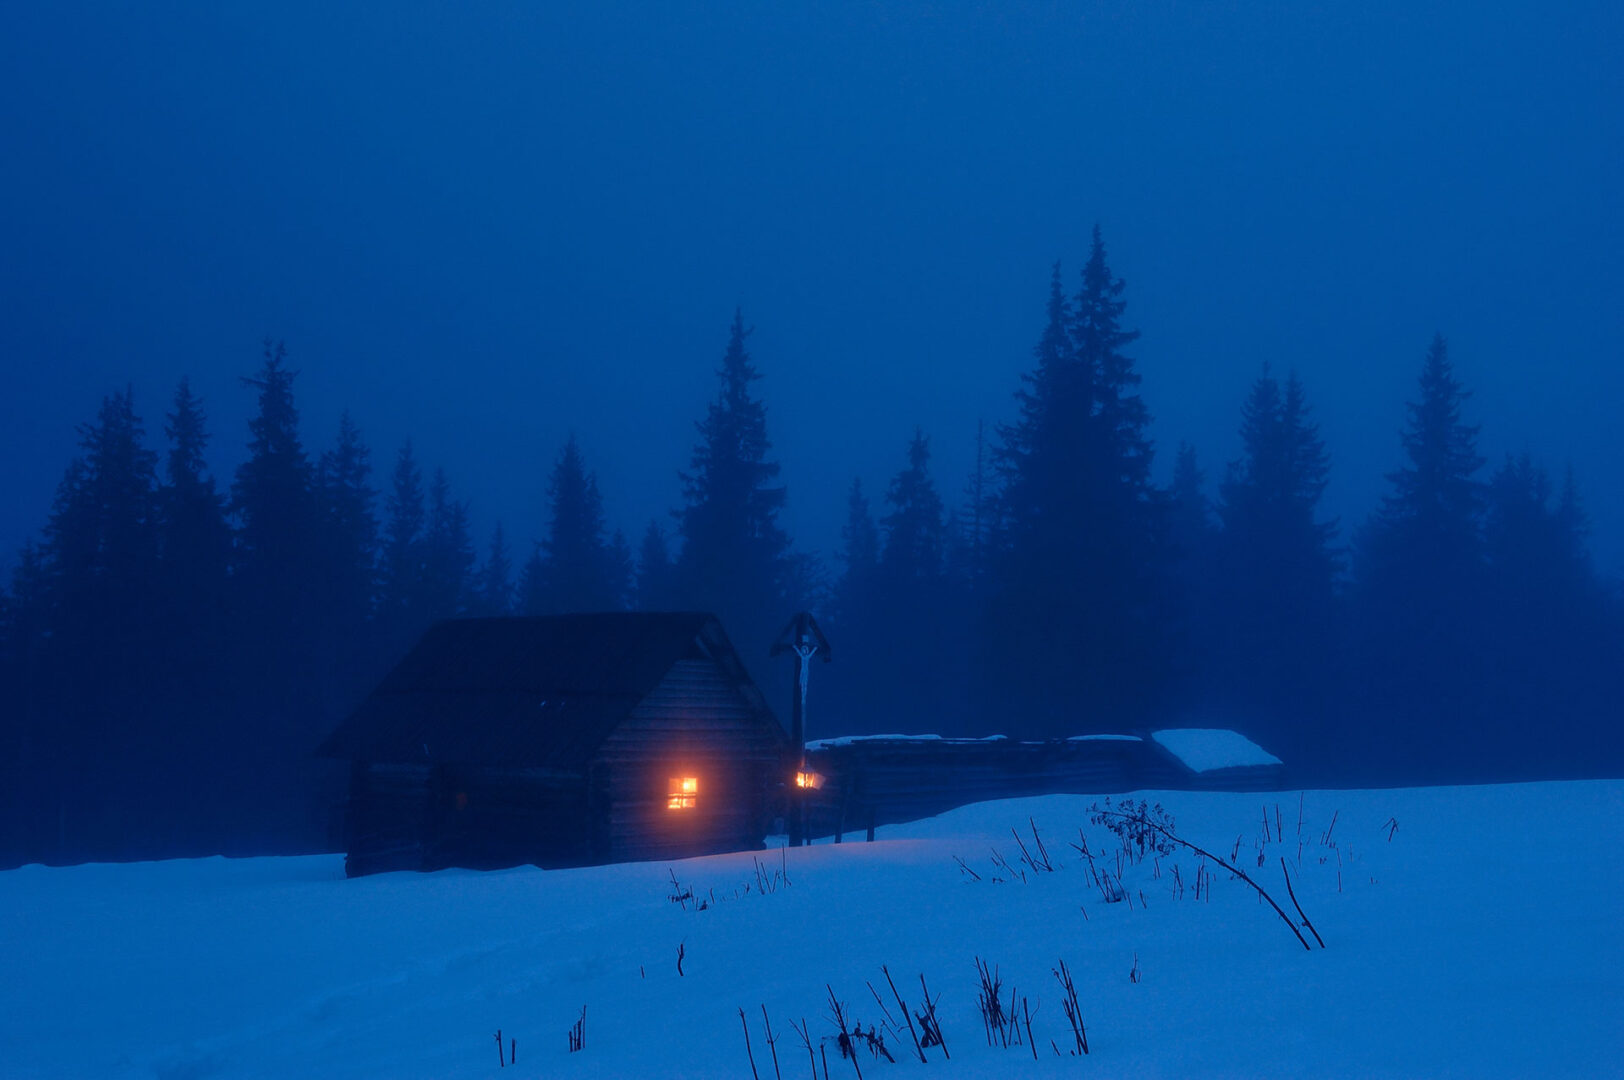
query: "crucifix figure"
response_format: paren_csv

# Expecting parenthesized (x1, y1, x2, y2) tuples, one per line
(772, 611, 830, 846)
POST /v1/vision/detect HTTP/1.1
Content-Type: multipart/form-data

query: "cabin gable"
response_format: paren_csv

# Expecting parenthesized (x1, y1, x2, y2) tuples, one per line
(598, 656, 790, 863)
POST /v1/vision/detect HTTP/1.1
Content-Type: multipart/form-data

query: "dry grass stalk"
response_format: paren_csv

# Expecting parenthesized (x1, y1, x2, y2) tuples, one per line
(740, 1008, 761, 1080)
(1052, 958, 1088, 1055)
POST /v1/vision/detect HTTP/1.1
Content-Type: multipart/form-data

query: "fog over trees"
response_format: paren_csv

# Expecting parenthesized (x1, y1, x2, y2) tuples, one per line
(2, 229, 1620, 867)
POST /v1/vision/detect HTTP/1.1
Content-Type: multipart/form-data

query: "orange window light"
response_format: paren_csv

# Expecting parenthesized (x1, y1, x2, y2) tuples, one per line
(667, 776, 698, 810)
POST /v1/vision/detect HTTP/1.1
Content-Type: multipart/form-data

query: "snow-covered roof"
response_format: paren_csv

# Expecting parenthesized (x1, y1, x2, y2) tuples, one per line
(806, 733, 1143, 750)
(1151, 728, 1281, 773)
(805, 733, 1011, 750)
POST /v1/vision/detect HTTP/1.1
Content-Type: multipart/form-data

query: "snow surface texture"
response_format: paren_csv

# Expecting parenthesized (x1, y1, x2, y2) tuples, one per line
(3, 782, 1621, 1078)
(1151, 728, 1282, 772)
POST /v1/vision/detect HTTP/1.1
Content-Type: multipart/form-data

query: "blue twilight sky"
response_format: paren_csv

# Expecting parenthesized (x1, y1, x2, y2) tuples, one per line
(2, 2, 1621, 577)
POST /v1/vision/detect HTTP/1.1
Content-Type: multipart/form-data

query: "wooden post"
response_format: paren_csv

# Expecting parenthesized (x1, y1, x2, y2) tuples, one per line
(791, 645, 809, 847)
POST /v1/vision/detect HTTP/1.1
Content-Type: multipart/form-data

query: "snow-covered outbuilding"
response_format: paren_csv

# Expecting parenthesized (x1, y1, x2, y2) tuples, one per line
(797, 729, 1287, 839)
(318, 613, 791, 876)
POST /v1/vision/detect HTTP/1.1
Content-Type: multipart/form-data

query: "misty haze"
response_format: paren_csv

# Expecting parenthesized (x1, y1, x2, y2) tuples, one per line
(2, 4, 1620, 1078)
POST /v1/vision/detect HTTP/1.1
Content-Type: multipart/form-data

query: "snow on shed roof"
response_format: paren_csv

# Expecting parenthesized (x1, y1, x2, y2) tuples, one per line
(806, 733, 1013, 749)
(1151, 729, 1281, 773)
(806, 733, 1145, 750)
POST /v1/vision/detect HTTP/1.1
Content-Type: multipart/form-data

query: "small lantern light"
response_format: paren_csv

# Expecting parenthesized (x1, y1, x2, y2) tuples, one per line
(794, 770, 825, 791)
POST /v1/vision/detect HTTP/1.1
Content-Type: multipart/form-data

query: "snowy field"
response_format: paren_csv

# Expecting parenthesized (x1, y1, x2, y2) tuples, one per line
(3, 781, 1621, 1079)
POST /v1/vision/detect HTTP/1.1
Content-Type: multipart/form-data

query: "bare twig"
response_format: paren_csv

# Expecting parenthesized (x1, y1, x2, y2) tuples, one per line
(1280, 859, 1325, 947)
(973, 957, 1007, 1046)
(919, 974, 948, 1059)
(667, 868, 694, 910)
(989, 847, 1026, 883)
(865, 982, 894, 1030)
(825, 986, 863, 1079)
(1052, 959, 1088, 1055)
(762, 1006, 783, 1080)
(1012, 818, 1056, 873)
(790, 1017, 817, 1080)
(1092, 808, 1313, 951)
(882, 966, 926, 1063)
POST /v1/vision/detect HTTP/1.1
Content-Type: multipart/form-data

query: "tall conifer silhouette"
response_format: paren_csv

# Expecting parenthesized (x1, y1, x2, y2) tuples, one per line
(990, 230, 1168, 732)
(675, 310, 792, 658)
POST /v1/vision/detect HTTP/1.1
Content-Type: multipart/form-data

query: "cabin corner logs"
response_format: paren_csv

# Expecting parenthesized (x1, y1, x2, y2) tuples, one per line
(319, 611, 1285, 876)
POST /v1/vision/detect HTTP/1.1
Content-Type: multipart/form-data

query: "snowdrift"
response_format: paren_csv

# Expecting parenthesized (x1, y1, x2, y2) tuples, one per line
(3, 781, 1620, 1078)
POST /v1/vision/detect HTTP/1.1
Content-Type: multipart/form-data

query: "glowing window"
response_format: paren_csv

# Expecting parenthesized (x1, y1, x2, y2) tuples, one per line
(667, 776, 698, 810)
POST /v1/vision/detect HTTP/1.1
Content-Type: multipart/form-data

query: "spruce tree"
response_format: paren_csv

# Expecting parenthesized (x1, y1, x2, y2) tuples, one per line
(472, 523, 513, 616)
(1478, 456, 1618, 766)
(0, 543, 51, 667)
(517, 542, 546, 616)
(34, 389, 162, 858)
(46, 388, 161, 668)
(881, 430, 946, 583)
(1364, 335, 1484, 575)
(228, 341, 337, 850)
(1213, 368, 1338, 744)
(1353, 335, 1487, 776)
(535, 435, 619, 613)
(675, 310, 792, 657)
(606, 529, 634, 611)
(1073, 226, 1151, 495)
(1169, 442, 1213, 568)
(420, 468, 475, 623)
(158, 378, 233, 616)
(314, 412, 377, 637)
(634, 520, 677, 611)
(232, 342, 318, 604)
(1166, 441, 1216, 699)
(378, 440, 426, 628)
(154, 379, 235, 759)
(990, 231, 1168, 732)
(950, 420, 996, 592)
(835, 478, 880, 622)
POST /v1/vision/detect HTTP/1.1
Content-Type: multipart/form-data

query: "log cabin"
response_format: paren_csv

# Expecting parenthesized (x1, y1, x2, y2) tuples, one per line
(318, 612, 791, 877)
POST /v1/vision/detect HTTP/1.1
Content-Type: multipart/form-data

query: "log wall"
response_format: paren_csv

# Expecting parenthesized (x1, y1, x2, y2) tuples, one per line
(597, 658, 788, 863)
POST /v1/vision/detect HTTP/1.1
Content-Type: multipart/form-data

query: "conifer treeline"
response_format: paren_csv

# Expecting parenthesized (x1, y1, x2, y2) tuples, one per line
(2, 229, 1620, 866)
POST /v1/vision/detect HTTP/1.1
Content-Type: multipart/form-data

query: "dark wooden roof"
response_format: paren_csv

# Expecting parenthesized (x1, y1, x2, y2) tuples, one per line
(318, 612, 783, 768)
